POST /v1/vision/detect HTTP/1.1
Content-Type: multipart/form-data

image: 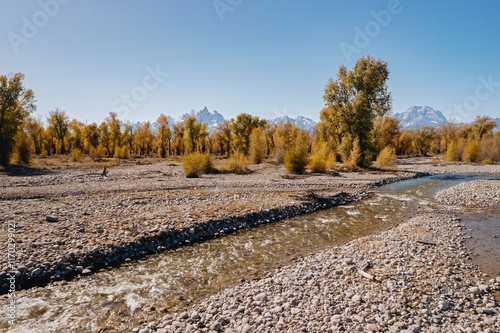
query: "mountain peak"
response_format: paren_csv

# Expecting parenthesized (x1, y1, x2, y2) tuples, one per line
(394, 106, 448, 129)
(182, 107, 225, 132)
(268, 115, 317, 132)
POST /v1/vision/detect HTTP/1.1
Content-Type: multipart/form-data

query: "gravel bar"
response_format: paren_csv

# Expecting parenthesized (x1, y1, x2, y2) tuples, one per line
(435, 180, 500, 208)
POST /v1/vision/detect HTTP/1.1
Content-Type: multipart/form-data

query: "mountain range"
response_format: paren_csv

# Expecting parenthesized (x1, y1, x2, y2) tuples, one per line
(132, 105, 497, 133)
(393, 106, 448, 129)
(133, 107, 318, 133)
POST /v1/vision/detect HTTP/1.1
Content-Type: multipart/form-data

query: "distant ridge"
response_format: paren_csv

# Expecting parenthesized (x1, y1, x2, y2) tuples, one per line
(132, 107, 318, 133)
(394, 106, 448, 129)
(267, 114, 317, 132)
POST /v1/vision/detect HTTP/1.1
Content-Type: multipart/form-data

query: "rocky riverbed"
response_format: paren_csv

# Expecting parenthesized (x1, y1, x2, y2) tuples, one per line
(0, 160, 422, 293)
(134, 209, 500, 333)
(2, 157, 500, 333)
(435, 180, 500, 208)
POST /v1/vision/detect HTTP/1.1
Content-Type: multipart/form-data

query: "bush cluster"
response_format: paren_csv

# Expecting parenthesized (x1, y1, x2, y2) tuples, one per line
(182, 152, 214, 178)
(374, 146, 397, 169)
(284, 148, 308, 174)
(225, 152, 250, 174)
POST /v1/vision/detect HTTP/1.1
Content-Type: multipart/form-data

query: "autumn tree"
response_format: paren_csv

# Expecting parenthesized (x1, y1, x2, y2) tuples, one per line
(84, 123, 100, 151)
(471, 115, 496, 140)
(68, 119, 85, 151)
(411, 126, 435, 156)
(121, 121, 134, 153)
(99, 121, 111, 156)
(319, 56, 391, 166)
(156, 114, 171, 158)
(213, 120, 232, 157)
(283, 129, 310, 174)
(106, 112, 122, 156)
(183, 116, 208, 153)
(133, 121, 156, 155)
(272, 121, 302, 163)
(47, 108, 69, 154)
(15, 128, 32, 164)
(198, 123, 210, 153)
(437, 122, 458, 153)
(26, 117, 45, 155)
(372, 116, 400, 153)
(43, 126, 56, 155)
(172, 122, 185, 155)
(231, 113, 265, 155)
(248, 126, 267, 164)
(0, 73, 36, 164)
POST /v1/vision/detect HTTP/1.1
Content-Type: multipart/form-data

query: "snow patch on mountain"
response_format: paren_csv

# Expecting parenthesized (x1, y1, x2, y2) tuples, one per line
(394, 106, 448, 129)
(267, 115, 317, 132)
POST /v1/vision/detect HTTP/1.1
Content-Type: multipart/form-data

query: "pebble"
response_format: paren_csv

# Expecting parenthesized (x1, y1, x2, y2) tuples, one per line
(469, 287, 481, 295)
(241, 324, 252, 333)
(31, 267, 41, 276)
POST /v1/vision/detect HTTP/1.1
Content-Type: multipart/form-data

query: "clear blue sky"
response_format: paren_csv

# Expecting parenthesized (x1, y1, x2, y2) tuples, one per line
(1, 0, 499, 124)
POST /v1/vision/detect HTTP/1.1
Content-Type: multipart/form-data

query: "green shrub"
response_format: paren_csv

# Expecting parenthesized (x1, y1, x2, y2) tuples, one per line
(182, 152, 214, 178)
(374, 146, 397, 169)
(284, 148, 308, 174)
(225, 152, 249, 174)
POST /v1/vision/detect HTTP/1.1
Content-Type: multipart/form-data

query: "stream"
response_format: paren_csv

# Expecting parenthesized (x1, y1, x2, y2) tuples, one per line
(3, 173, 499, 332)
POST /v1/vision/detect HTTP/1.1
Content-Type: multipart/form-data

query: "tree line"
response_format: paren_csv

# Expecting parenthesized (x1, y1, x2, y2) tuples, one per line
(1, 57, 499, 172)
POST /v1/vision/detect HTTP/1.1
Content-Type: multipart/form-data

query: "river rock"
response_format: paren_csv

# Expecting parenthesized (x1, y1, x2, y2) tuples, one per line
(45, 216, 59, 222)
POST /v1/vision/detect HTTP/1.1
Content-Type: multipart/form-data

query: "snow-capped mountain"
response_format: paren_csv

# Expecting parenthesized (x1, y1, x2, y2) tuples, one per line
(182, 106, 225, 132)
(267, 115, 317, 132)
(394, 106, 448, 129)
(131, 108, 319, 134)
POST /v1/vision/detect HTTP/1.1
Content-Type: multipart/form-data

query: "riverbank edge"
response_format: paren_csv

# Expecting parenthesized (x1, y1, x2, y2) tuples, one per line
(0, 171, 429, 294)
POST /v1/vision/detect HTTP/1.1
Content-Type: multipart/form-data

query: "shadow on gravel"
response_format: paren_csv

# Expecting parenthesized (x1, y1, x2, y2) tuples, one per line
(0, 165, 56, 177)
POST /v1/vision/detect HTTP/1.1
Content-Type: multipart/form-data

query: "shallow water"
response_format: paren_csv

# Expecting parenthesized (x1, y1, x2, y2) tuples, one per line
(3, 174, 499, 332)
